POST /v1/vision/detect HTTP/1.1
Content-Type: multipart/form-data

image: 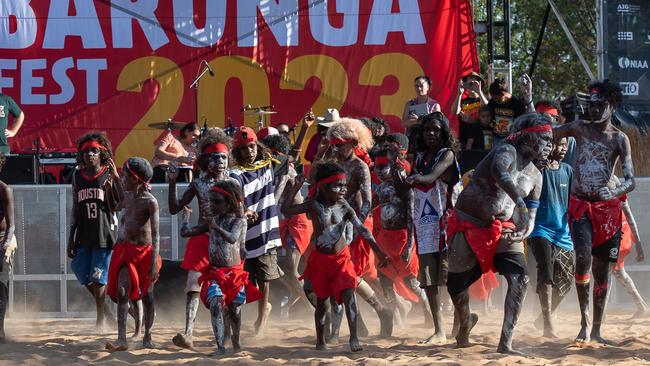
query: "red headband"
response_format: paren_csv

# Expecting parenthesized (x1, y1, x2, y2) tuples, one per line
(374, 156, 390, 165)
(329, 137, 355, 145)
(80, 140, 107, 152)
(203, 143, 229, 154)
(307, 173, 347, 198)
(125, 160, 152, 191)
(374, 156, 411, 173)
(507, 124, 552, 141)
(211, 186, 231, 199)
(535, 104, 559, 117)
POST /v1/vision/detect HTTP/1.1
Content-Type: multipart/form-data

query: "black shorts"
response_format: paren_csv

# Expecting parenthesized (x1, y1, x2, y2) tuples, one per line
(418, 252, 448, 288)
(572, 215, 621, 263)
(447, 231, 527, 295)
(529, 237, 575, 294)
(245, 248, 283, 284)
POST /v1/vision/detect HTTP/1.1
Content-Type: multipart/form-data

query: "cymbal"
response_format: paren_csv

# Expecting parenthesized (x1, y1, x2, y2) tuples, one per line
(148, 121, 188, 129)
(244, 109, 277, 115)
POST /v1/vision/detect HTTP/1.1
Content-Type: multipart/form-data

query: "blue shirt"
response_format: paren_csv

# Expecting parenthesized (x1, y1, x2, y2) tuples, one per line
(530, 162, 573, 250)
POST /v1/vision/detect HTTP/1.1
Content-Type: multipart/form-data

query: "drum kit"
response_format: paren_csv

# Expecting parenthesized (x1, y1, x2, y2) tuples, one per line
(147, 104, 277, 134)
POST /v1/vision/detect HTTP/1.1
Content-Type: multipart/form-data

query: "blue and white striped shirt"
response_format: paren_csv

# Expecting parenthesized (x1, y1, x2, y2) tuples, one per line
(229, 164, 282, 258)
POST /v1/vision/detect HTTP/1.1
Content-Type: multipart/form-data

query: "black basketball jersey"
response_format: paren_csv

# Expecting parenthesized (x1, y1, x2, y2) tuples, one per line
(73, 166, 117, 249)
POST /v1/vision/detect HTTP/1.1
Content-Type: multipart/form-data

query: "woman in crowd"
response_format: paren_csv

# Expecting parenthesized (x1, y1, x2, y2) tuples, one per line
(402, 76, 441, 130)
(151, 122, 201, 183)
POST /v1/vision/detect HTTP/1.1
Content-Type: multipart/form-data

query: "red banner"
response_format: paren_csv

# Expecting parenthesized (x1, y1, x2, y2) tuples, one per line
(1, 0, 478, 163)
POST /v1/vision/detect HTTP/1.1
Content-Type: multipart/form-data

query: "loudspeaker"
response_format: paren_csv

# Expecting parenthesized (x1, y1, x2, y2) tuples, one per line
(0, 155, 37, 184)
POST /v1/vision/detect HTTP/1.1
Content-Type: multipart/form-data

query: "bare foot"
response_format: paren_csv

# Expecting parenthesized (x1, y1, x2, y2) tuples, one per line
(397, 300, 412, 326)
(232, 335, 241, 352)
(212, 347, 226, 356)
(143, 334, 156, 349)
(497, 345, 528, 356)
(455, 313, 478, 348)
(253, 303, 272, 338)
(315, 342, 328, 351)
(326, 334, 340, 346)
(420, 332, 447, 344)
(590, 331, 610, 345)
(95, 322, 112, 335)
(105, 340, 128, 352)
(172, 333, 194, 349)
(349, 338, 363, 352)
(378, 309, 394, 338)
(632, 308, 650, 319)
(575, 326, 590, 344)
(543, 323, 559, 339)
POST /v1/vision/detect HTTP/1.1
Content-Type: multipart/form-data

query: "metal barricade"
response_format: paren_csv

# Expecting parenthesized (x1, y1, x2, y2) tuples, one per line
(8, 183, 195, 318)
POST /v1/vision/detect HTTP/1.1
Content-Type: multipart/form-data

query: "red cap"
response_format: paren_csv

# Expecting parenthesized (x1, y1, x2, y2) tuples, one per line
(234, 126, 258, 148)
(257, 126, 279, 140)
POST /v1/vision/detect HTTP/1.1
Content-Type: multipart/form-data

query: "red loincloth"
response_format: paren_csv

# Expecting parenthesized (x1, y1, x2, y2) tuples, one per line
(279, 214, 313, 254)
(446, 210, 513, 274)
(107, 243, 162, 301)
(569, 195, 626, 248)
(349, 216, 377, 280)
(303, 247, 358, 304)
(181, 233, 210, 272)
(615, 216, 633, 270)
(374, 224, 420, 302)
(469, 271, 500, 300)
(198, 264, 262, 308)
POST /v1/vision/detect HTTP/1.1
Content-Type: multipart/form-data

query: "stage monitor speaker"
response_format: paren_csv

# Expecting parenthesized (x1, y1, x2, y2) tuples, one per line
(0, 155, 37, 184)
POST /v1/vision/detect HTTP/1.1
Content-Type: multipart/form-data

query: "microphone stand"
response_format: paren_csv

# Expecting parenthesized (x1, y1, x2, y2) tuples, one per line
(190, 62, 212, 126)
(34, 137, 42, 184)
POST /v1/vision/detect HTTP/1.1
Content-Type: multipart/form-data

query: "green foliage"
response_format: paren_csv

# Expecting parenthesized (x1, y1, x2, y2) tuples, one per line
(472, 0, 597, 100)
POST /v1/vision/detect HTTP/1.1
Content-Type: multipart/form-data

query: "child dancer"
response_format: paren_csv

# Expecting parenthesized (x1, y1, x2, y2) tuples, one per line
(229, 126, 283, 337)
(325, 119, 394, 337)
(372, 146, 432, 330)
(68, 132, 120, 332)
(105, 157, 161, 351)
(281, 162, 389, 352)
(528, 137, 575, 338)
(188, 180, 263, 355)
(168, 128, 232, 348)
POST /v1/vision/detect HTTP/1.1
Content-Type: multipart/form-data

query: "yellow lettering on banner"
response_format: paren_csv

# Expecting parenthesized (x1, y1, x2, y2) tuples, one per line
(114, 57, 184, 164)
(199, 56, 270, 129)
(358, 53, 425, 120)
(279, 55, 348, 158)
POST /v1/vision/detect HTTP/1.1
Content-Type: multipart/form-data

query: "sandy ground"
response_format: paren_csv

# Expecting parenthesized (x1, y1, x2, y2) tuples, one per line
(1, 304, 650, 366)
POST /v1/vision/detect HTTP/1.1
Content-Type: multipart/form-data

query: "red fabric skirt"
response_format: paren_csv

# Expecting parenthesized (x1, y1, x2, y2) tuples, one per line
(375, 226, 420, 302)
(469, 271, 500, 300)
(279, 214, 313, 254)
(615, 216, 633, 270)
(198, 264, 262, 308)
(181, 234, 210, 272)
(107, 243, 162, 301)
(569, 195, 625, 248)
(349, 216, 377, 280)
(446, 210, 510, 274)
(303, 247, 357, 304)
